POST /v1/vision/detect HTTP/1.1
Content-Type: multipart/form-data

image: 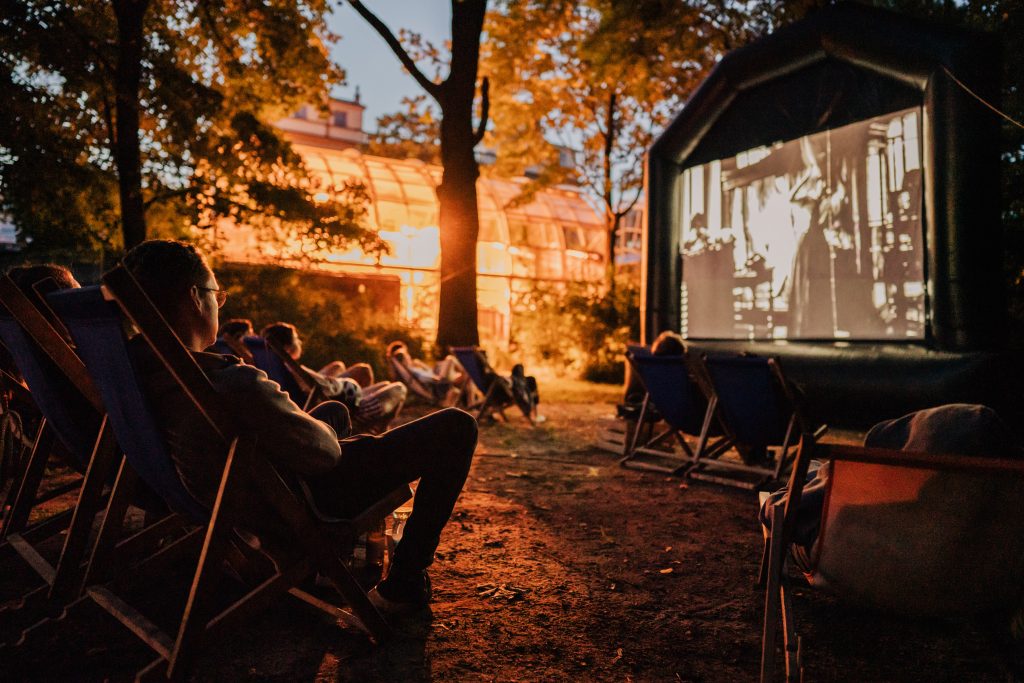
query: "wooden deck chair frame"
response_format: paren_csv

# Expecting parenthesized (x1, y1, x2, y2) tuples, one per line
(620, 349, 732, 475)
(0, 276, 181, 640)
(690, 354, 821, 490)
(38, 265, 410, 681)
(759, 437, 1024, 682)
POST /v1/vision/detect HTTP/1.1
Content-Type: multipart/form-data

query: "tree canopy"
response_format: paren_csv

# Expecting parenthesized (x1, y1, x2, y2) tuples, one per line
(482, 0, 774, 285)
(0, 0, 384, 258)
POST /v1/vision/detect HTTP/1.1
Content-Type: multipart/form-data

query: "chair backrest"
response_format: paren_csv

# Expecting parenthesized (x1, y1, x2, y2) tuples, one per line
(209, 339, 236, 356)
(0, 278, 102, 467)
(809, 443, 1024, 616)
(451, 346, 488, 393)
(627, 350, 708, 436)
(48, 285, 209, 521)
(244, 336, 309, 405)
(701, 354, 793, 446)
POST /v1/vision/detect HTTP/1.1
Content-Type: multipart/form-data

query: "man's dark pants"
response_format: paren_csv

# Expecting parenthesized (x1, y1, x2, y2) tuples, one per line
(307, 405, 477, 576)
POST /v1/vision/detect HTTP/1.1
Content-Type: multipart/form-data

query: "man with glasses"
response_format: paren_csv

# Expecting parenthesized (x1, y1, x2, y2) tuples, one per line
(122, 240, 477, 613)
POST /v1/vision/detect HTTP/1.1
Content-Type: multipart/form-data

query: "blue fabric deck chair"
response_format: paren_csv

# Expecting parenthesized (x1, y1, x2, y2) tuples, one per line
(759, 436, 1024, 682)
(0, 276, 123, 626)
(451, 346, 531, 424)
(695, 354, 824, 489)
(243, 335, 325, 411)
(0, 275, 175, 640)
(620, 346, 731, 475)
(43, 269, 411, 680)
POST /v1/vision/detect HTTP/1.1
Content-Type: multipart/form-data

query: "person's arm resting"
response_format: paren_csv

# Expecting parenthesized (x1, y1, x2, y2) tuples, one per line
(212, 363, 342, 475)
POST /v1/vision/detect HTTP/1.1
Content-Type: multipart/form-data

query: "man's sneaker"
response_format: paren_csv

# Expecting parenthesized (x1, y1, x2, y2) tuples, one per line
(367, 569, 432, 614)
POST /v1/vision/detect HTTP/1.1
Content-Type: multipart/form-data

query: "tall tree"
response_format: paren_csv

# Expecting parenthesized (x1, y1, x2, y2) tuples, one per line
(349, 0, 489, 348)
(0, 1, 383, 256)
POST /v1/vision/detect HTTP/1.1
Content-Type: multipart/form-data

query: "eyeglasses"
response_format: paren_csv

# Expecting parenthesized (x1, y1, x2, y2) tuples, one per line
(195, 286, 228, 307)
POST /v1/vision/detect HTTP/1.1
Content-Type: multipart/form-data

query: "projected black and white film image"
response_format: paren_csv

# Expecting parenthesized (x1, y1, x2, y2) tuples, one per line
(679, 107, 925, 340)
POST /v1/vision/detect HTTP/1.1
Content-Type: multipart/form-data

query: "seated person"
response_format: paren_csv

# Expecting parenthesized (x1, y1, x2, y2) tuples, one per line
(261, 322, 405, 434)
(386, 340, 473, 406)
(619, 332, 684, 419)
(123, 239, 478, 612)
(471, 348, 541, 423)
(5, 264, 99, 470)
(759, 403, 1022, 550)
(213, 318, 256, 362)
(8, 264, 81, 341)
(651, 330, 686, 356)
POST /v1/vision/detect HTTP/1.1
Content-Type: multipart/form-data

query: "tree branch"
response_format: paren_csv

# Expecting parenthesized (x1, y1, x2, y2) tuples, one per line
(348, 1, 441, 101)
(473, 76, 489, 144)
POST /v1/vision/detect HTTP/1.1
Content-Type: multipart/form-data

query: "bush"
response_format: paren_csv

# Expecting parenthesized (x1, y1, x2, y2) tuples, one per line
(215, 263, 426, 380)
(512, 277, 639, 383)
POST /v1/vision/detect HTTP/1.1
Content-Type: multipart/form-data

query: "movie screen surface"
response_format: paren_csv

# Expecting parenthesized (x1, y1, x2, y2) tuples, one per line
(679, 107, 925, 341)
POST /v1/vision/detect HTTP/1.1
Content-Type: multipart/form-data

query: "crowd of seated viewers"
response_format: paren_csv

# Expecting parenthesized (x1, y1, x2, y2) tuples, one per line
(213, 318, 407, 434)
(9, 253, 1018, 624)
(0, 244, 479, 614)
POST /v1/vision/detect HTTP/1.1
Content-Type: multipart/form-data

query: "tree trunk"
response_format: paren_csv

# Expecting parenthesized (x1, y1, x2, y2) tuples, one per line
(112, 0, 149, 249)
(434, 0, 487, 349)
(603, 91, 617, 294)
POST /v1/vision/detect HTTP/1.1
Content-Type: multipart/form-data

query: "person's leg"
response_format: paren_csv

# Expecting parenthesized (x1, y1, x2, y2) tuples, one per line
(319, 360, 347, 377)
(354, 382, 407, 432)
(308, 407, 477, 573)
(340, 362, 374, 388)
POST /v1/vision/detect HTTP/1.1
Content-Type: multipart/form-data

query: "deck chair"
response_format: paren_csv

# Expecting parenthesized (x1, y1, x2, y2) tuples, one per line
(620, 346, 731, 474)
(44, 270, 410, 680)
(385, 350, 451, 406)
(243, 335, 325, 411)
(759, 437, 1024, 681)
(695, 354, 823, 489)
(451, 346, 533, 424)
(0, 275, 137, 634)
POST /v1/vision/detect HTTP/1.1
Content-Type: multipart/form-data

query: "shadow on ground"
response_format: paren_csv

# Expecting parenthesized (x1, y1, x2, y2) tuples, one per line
(1, 386, 1018, 681)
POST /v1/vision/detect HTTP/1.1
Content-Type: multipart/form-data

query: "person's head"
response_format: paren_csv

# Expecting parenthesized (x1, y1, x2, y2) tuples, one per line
(261, 322, 301, 360)
(386, 340, 409, 361)
(122, 240, 225, 351)
(651, 330, 686, 356)
(8, 264, 80, 332)
(8, 263, 80, 303)
(218, 318, 253, 342)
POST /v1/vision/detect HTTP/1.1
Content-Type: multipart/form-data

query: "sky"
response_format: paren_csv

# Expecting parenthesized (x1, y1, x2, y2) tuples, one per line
(326, 2, 452, 132)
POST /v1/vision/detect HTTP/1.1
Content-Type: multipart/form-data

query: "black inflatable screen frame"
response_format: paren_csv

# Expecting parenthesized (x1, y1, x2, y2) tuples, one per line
(641, 3, 1004, 427)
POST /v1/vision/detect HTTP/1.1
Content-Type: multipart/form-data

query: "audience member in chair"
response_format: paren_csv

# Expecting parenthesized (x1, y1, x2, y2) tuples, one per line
(122, 239, 478, 613)
(759, 403, 1022, 550)
(8, 264, 80, 338)
(386, 340, 473, 406)
(261, 322, 406, 433)
(214, 318, 256, 362)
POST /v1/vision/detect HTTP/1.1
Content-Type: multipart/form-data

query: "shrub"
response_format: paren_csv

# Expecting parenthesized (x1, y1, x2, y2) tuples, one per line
(215, 263, 426, 380)
(512, 277, 639, 383)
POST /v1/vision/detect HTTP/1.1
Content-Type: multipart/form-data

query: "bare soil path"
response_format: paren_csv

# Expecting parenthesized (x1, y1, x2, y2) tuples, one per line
(1, 378, 1016, 681)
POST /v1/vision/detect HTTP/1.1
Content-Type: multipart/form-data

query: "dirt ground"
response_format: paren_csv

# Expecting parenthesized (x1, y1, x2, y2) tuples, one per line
(1, 377, 1019, 681)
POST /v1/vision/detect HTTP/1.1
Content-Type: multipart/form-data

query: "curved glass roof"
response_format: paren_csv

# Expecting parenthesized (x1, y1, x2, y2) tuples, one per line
(293, 145, 607, 282)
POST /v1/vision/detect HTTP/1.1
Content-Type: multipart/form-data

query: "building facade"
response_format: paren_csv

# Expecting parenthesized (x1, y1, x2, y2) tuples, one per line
(215, 98, 609, 344)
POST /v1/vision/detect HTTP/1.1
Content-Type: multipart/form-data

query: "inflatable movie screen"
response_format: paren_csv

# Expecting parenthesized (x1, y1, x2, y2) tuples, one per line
(679, 107, 924, 341)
